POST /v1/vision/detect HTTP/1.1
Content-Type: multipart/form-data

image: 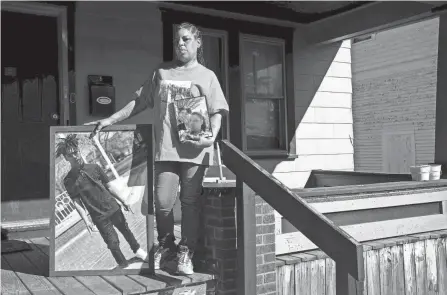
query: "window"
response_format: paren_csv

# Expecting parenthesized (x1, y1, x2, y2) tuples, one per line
(240, 35, 287, 152)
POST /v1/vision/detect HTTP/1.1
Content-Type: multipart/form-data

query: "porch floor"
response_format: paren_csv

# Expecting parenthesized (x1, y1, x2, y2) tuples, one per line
(1, 236, 214, 295)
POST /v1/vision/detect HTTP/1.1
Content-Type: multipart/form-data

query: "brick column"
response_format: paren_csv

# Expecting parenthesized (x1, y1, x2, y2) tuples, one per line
(201, 181, 237, 295)
(255, 195, 277, 295)
(200, 182, 277, 295)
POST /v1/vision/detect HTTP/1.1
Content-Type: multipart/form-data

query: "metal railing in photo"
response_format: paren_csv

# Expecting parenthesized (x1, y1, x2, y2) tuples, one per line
(54, 190, 82, 238)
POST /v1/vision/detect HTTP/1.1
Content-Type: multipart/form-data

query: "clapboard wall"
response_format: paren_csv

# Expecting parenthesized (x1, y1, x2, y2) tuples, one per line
(351, 18, 440, 172)
(75, 1, 162, 125)
(271, 38, 354, 189)
(277, 231, 447, 295)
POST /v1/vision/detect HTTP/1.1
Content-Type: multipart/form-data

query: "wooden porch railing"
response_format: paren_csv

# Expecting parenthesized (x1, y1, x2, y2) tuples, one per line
(220, 140, 365, 295)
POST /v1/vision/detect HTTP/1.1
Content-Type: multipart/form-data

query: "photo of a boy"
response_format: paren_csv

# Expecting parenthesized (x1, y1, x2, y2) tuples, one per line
(184, 112, 207, 141)
(56, 135, 148, 270)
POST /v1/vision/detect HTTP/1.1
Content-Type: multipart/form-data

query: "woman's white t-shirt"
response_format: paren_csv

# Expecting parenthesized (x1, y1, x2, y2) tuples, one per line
(136, 61, 229, 166)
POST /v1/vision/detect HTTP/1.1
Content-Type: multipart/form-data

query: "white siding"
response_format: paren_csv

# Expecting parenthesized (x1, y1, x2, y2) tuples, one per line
(351, 18, 439, 172)
(75, 1, 162, 125)
(272, 35, 354, 189)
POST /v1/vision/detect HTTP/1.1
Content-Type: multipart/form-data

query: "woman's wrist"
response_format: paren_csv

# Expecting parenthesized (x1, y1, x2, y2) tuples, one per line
(107, 116, 117, 125)
(108, 115, 122, 125)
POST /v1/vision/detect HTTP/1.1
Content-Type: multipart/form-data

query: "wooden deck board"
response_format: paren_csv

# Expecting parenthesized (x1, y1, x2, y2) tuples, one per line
(76, 276, 122, 295)
(2, 249, 61, 295)
(1, 235, 214, 295)
(25, 237, 108, 295)
(49, 277, 96, 295)
(128, 274, 168, 292)
(102, 275, 147, 294)
(186, 272, 214, 283)
(1, 256, 31, 295)
(154, 259, 192, 286)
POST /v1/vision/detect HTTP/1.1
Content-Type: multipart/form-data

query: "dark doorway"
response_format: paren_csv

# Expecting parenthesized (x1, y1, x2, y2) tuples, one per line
(2, 11, 60, 223)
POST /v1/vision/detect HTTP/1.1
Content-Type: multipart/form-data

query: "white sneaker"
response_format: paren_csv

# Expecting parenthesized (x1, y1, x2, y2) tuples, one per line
(135, 248, 148, 262)
(176, 245, 194, 275)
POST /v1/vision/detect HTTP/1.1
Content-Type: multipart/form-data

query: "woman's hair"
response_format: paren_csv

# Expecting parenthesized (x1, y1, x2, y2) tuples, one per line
(191, 112, 207, 131)
(176, 22, 205, 66)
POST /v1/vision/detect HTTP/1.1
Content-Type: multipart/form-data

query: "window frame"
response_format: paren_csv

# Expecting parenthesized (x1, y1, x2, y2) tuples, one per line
(239, 33, 288, 154)
(201, 28, 230, 141)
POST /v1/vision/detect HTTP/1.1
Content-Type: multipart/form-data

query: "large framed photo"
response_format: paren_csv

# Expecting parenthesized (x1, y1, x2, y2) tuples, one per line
(49, 124, 154, 276)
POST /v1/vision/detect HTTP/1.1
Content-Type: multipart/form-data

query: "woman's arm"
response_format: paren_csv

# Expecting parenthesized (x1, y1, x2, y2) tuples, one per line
(86, 72, 156, 134)
(110, 72, 156, 124)
(209, 113, 223, 141)
(107, 100, 141, 125)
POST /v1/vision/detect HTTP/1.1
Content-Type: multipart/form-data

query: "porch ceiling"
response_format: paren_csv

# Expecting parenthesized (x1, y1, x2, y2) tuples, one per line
(171, 1, 371, 24)
(270, 1, 363, 14)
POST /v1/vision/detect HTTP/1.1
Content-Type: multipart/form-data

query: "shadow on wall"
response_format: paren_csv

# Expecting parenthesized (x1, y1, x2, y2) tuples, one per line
(208, 42, 346, 184)
(270, 41, 347, 180)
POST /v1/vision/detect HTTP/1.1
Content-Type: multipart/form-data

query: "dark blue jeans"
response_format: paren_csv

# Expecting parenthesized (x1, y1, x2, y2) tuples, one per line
(154, 161, 207, 251)
(95, 209, 140, 267)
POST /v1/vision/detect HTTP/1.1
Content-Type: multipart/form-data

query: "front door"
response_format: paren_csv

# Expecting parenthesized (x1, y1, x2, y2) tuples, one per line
(2, 11, 61, 223)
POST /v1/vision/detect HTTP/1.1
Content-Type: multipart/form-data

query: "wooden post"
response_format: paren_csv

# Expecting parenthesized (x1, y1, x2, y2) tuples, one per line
(236, 182, 257, 295)
(336, 266, 363, 295)
(143, 125, 155, 273)
(215, 141, 225, 182)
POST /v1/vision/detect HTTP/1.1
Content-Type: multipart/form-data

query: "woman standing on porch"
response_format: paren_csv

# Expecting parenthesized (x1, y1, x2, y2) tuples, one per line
(87, 22, 229, 275)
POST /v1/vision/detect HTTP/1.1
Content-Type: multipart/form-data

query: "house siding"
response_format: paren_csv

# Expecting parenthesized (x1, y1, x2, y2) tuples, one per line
(271, 36, 354, 189)
(351, 17, 439, 172)
(75, 1, 162, 125)
(74, 2, 354, 189)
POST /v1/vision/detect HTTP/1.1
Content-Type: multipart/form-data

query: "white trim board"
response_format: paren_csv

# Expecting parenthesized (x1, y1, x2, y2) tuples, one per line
(309, 190, 447, 214)
(276, 214, 447, 255)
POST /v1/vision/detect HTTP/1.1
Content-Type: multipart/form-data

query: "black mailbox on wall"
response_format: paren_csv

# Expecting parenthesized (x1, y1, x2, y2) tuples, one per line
(88, 75, 115, 116)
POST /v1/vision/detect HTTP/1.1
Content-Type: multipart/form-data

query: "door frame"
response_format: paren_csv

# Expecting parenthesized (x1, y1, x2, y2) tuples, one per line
(1, 2, 70, 233)
(201, 27, 230, 140)
(2, 1, 70, 126)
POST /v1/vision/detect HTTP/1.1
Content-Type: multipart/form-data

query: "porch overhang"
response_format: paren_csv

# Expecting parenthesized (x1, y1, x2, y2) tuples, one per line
(159, 1, 447, 47)
(303, 1, 447, 45)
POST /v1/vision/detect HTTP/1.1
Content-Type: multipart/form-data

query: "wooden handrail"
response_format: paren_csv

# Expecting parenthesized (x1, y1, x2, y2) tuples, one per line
(220, 140, 364, 282)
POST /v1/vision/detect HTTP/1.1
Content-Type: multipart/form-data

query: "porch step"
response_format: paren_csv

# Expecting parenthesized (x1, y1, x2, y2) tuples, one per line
(130, 258, 216, 295)
(104, 270, 216, 295)
(1, 237, 216, 295)
(84, 270, 215, 295)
